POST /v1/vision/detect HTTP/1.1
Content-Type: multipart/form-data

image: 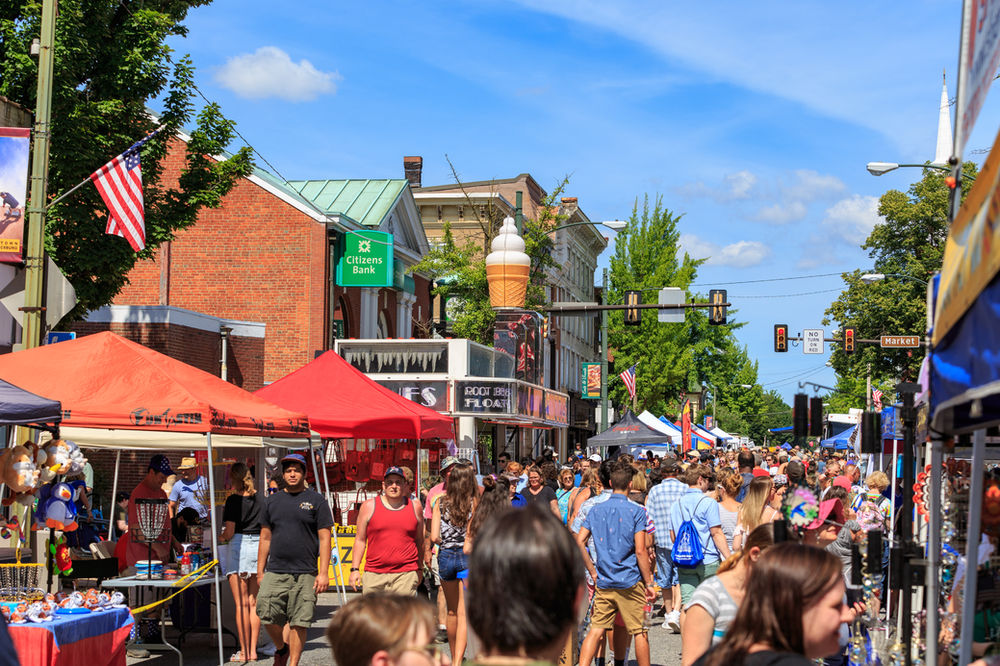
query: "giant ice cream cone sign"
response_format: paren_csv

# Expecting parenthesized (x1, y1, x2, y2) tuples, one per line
(486, 216, 530, 309)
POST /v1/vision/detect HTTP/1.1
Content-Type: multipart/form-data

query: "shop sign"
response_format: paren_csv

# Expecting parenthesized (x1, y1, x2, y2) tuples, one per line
(544, 391, 568, 425)
(581, 362, 601, 399)
(454, 381, 515, 414)
(376, 381, 449, 412)
(517, 385, 545, 420)
(392, 259, 407, 292)
(336, 230, 394, 288)
(704, 415, 715, 431)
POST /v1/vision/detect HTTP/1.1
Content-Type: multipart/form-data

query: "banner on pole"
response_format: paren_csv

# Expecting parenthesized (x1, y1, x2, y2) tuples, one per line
(956, 0, 1000, 157)
(0, 128, 29, 264)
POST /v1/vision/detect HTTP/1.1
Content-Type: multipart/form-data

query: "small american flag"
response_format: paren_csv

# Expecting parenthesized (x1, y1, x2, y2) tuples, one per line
(90, 129, 161, 252)
(620, 364, 637, 400)
(872, 388, 883, 412)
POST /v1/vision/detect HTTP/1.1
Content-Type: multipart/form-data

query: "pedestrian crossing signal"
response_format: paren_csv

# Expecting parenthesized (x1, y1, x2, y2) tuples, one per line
(709, 289, 727, 326)
(625, 291, 641, 326)
(774, 325, 788, 353)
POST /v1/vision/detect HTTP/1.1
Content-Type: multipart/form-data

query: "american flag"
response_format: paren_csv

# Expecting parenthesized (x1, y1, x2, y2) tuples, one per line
(872, 388, 883, 412)
(90, 130, 160, 252)
(620, 364, 637, 400)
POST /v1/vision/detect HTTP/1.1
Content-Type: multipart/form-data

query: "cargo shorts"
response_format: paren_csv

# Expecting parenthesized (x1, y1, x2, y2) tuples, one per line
(256, 572, 318, 628)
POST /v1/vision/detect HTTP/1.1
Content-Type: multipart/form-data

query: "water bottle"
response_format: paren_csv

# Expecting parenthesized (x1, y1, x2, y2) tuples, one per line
(642, 603, 654, 631)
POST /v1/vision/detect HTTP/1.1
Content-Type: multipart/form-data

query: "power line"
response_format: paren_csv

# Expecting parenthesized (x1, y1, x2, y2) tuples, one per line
(732, 288, 843, 299)
(760, 364, 829, 387)
(692, 272, 845, 287)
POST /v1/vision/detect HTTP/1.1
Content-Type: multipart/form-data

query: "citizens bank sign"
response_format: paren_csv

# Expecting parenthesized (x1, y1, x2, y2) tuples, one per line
(337, 231, 394, 288)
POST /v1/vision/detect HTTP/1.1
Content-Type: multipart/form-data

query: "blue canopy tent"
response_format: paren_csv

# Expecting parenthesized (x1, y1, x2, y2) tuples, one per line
(819, 424, 856, 450)
(660, 416, 715, 449)
(0, 377, 61, 427)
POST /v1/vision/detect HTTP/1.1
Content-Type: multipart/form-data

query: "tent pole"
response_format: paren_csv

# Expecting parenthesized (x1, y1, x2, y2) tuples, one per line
(959, 428, 987, 666)
(109, 450, 121, 541)
(206, 433, 225, 666)
(925, 434, 943, 666)
(308, 438, 345, 605)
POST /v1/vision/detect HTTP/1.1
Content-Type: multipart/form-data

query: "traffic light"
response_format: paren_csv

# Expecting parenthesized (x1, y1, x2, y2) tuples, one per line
(709, 289, 727, 326)
(810, 397, 823, 437)
(774, 324, 788, 353)
(793, 393, 808, 437)
(843, 327, 856, 354)
(625, 290, 641, 326)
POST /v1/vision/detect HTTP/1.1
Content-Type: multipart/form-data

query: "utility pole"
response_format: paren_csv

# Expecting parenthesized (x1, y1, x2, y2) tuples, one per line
(866, 362, 872, 411)
(23, 0, 57, 350)
(600, 268, 608, 433)
(514, 191, 523, 236)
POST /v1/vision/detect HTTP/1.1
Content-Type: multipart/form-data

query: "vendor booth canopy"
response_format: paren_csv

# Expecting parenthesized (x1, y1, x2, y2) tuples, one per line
(0, 331, 310, 445)
(710, 426, 735, 441)
(820, 424, 856, 450)
(663, 417, 715, 449)
(0, 377, 61, 426)
(256, 350, 455, 440)
(637, 411, 680, 444)
(587, 410, 674, 448)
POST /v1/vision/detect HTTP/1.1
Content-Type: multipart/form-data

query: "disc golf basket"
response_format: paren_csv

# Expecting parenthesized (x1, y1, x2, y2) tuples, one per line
(134, 498, 170, 570)
(0, 552, 45, 602)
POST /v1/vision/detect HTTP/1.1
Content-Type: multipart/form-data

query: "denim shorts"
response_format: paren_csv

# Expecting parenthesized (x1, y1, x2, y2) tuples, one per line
(654, 545, 679, 588)
(225, 533, 260, 577)
(437, 546, 468, 582)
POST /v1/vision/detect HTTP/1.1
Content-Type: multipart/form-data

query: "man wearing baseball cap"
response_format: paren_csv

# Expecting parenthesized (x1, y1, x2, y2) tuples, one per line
(350, 466, 424, 596)
(257, 453, 334, 666)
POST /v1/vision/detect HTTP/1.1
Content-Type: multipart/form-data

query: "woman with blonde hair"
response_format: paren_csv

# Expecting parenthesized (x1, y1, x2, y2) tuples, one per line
(567, 467, 600, 527)
(715, 469, 742, 553)
(629, 467, 649, 505)
(220, 462, 262, 663)
(555, 468, 575, 523)
(327, 593, 450, 666)
(732, 476, 778, 551)
(431, 464, 478, 664)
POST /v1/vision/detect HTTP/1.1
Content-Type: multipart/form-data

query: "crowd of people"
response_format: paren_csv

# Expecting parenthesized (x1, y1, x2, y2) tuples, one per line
(329, 442, 903, 666)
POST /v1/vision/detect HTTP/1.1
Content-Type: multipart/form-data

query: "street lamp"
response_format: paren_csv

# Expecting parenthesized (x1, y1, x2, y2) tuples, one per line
(866, 162, 975, 181)
(547, 220, 627, 233)
(860, 273, 929, 287)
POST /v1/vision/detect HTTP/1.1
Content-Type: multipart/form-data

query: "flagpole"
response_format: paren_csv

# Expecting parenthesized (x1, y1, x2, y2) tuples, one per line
(46, 127, 164, 211)
(23, 0, 58, 350)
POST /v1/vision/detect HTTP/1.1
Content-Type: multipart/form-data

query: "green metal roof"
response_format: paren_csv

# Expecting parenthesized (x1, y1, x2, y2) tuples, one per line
(286, 179, 408, 227)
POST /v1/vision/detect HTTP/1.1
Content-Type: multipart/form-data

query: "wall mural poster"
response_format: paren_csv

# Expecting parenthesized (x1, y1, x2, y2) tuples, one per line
(0, 128, 29, 264)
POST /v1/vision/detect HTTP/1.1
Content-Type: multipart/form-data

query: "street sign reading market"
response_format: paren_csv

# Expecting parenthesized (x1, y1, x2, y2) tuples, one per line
(880, 336, 920, 348)
(337, 230, 394, 288)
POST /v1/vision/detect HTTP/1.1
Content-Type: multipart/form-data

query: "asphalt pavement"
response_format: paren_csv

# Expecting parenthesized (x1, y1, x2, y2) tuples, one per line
(125, 591, 685, 666)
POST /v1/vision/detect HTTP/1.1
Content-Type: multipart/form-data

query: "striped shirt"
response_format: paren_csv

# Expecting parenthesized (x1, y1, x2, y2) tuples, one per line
(646, 478, 688, 548)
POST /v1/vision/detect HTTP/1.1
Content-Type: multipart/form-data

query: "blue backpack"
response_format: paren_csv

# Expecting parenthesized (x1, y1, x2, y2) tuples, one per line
(672, 497, 710, 567)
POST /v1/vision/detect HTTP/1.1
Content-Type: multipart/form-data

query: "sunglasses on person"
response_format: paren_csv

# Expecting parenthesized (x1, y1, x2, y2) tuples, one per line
(268, 487, 279, 495)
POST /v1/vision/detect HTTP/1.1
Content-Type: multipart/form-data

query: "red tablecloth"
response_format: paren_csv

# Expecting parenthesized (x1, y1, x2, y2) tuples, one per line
(9, 609, 133, 666)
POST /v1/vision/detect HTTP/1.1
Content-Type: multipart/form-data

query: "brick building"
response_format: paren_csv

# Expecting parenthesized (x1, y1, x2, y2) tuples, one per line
(91, 139, 434, 388)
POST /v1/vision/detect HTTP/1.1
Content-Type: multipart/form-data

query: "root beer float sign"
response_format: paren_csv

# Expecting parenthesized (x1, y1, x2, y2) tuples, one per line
(337, 230, 394, 288)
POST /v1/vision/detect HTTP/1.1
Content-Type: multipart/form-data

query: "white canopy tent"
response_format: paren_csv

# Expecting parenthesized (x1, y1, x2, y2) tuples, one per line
(637, 411, 680, 444)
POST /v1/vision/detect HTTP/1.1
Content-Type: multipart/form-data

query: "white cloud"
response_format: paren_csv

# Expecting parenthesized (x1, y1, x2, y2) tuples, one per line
(752, 201, 808, 225)
(672, 169, 758, 202)
(214, 47, 342, 102)
(781, 170, 846, 202)
(821, 195, 880, 245)
(680, 234, 772, 268)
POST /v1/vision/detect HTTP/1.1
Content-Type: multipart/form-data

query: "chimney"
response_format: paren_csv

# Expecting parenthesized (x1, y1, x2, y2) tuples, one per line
(560, 197, 578, 206)
(404, 156, 423, 188)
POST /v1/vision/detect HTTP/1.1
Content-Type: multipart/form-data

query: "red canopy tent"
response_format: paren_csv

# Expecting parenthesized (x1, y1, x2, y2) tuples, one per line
(0, 331, 310, 439)
(256, 350, 455, 440)
(0, 331, 310, 665)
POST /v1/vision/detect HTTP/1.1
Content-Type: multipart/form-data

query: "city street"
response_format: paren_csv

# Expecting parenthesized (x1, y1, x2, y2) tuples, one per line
(125, 591, 685, 666)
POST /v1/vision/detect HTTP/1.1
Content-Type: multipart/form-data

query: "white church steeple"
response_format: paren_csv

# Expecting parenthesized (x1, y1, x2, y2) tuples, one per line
(933, 70, 953, 166)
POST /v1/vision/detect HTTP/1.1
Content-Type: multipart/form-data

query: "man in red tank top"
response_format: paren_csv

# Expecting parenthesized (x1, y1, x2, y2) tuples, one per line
(350, 466, 425, 595)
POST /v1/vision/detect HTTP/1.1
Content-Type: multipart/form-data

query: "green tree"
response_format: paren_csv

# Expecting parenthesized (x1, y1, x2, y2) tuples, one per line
(823, 163, 978, 394)
(607, 195, 749, 417)
(411, 176, 567, 344)
(0, 1, 253, 320)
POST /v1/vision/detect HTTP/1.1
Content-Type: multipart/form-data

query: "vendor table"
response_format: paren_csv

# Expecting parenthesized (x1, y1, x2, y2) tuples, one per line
(9, 607, 133, 666)
(102, 574, 217, 666)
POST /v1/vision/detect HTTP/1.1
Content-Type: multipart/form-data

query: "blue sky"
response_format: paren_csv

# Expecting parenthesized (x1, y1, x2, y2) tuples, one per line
(164, 0, 1000, 408)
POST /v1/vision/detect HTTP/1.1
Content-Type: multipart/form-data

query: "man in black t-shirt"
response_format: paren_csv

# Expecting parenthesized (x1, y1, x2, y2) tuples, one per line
(256, 453, 333, 666)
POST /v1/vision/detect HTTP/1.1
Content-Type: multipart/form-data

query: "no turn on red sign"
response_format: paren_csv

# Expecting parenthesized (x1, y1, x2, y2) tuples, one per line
(880, 336, 920, 348)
